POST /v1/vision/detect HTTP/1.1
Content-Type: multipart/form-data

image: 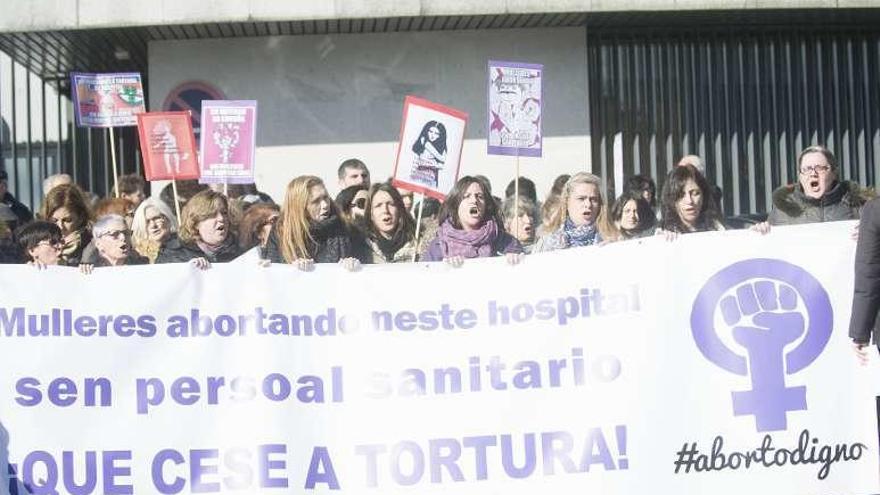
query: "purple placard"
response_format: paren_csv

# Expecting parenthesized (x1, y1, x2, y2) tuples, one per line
(487, 61, 543, 157)
(198, 100, 258, 184)
(70, 72, 146, 128)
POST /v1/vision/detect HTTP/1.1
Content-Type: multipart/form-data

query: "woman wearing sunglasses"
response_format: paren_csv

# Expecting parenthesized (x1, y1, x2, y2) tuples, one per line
(90, 214, 149, 267)
(335, 184, 369, 224)
(16, 220, 64, 269)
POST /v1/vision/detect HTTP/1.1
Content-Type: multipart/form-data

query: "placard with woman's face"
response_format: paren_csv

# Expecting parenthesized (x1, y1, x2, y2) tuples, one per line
(392, 96, 468, 201)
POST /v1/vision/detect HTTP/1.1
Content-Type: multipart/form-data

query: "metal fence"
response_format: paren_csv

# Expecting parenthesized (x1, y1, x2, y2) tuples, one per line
(588, 28, 880, 216)
(0, 51, 141, 214)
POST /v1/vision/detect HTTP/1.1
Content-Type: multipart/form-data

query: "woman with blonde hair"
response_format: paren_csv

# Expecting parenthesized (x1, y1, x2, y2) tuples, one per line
(262, 175, 366, 269)
(131, 197, 178, 262)
(533, 172, 611, 252)
(155, 190, 241, 268)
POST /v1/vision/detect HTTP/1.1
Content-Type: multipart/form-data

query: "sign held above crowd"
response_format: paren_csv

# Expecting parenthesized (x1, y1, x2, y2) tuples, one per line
(487, 60, 543, 158)
(199, 100, 258, 186)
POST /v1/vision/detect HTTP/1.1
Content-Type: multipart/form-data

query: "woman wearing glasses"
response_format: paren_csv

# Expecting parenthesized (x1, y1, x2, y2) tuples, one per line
(769, 145, 868, 225)
(91, 214, 149, 267)
(335, 184, 369, 224)
(16, 221, 64, 268)
(131, 197, 178, 263)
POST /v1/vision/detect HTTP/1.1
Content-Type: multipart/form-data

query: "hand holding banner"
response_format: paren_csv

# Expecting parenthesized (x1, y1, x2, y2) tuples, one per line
(0, 223, 877, 494)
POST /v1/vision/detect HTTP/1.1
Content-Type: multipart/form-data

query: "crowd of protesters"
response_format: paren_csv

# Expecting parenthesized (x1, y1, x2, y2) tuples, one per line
(0, 145, 870, 271)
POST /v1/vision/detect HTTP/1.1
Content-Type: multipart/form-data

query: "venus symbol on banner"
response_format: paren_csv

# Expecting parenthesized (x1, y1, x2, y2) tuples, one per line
(690, 259, 833, 432)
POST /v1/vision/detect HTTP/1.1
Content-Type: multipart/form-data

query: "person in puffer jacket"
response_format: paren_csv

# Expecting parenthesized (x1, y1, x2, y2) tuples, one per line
(768, 145, 871, 225)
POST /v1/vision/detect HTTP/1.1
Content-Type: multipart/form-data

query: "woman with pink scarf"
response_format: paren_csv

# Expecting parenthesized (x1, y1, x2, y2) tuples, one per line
(423, 176, 523, 266)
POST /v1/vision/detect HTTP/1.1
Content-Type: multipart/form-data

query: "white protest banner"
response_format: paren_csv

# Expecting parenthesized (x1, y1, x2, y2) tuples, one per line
(0, 221, 877, 494)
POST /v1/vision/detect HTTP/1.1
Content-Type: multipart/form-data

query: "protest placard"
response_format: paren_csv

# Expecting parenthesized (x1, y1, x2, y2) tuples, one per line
(487, 61, 543, 157)
(199, 100, 258, 184)
(136, 111, 200, 182)
(70, 72, 146, 128)
(391, 96, 467, 201)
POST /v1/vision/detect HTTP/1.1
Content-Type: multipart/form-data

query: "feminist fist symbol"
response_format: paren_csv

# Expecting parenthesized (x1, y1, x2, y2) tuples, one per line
(719, 281, 807, 431)
(691, 259, 833, 433)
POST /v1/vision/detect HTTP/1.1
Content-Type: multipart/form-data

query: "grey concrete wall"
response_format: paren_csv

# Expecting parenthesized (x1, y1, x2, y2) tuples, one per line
(149, 28, 590, 201)
(3, 0, 877, 32)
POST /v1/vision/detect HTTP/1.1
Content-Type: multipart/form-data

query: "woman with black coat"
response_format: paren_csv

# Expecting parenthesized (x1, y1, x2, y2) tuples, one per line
(262, 175, 367, 270)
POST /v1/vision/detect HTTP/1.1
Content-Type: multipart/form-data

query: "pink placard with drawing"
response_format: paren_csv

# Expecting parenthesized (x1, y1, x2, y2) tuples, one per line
(199, 100, 258, 184)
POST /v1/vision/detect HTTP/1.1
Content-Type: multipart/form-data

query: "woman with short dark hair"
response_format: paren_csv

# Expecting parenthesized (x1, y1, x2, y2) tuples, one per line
(16, 221, 63, 268)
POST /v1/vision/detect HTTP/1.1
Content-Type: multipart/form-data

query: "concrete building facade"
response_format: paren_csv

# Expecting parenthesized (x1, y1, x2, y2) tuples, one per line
(1, 1, 879, 215)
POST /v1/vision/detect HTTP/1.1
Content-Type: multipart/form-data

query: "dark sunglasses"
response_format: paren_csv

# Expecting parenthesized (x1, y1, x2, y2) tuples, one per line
(350, 198, 366, 210)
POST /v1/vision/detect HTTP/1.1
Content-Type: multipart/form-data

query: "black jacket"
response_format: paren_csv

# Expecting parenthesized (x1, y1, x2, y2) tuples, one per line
(262, 215, 368, 264)
(93, 251, 150, 267)
(0, 238, 21, 264)
(61, 230, 93, 267)
(850, 198, 880, 343)
(155, 234, 242, 264)
(2, 192, 32, 225)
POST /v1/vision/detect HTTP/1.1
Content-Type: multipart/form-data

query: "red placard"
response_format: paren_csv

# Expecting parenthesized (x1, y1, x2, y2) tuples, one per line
(136, 112, 200, 181)
(391, 96, 468, 201)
